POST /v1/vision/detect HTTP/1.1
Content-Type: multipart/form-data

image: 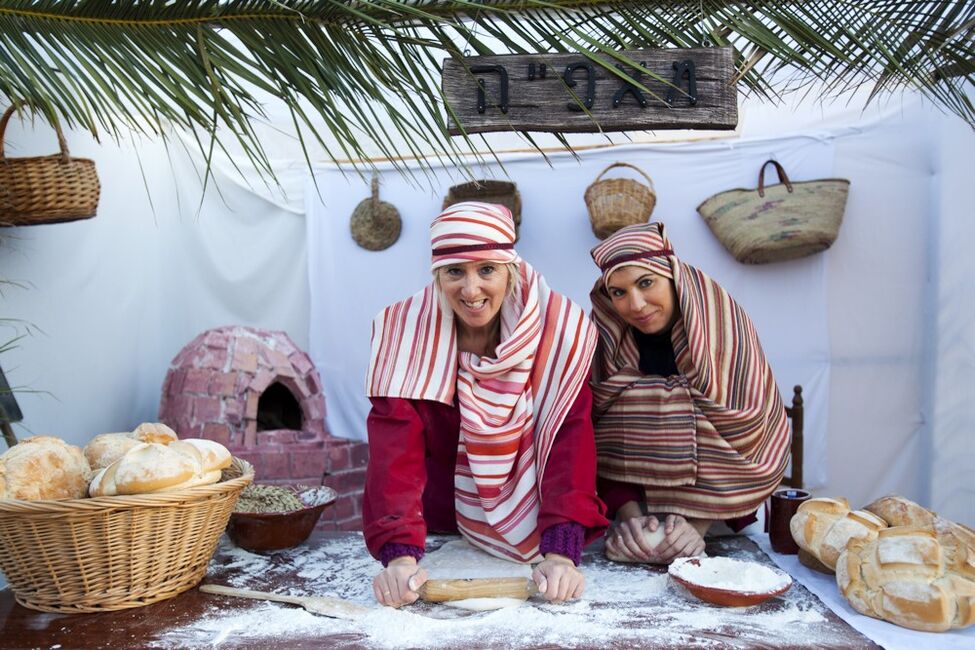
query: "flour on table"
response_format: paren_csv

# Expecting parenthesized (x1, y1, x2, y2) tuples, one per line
(422, 539, 533, 579)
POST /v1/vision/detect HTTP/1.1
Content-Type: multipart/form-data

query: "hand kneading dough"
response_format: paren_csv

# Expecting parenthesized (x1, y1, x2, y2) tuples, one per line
(606, 525, 667, 563)
(0, 436, 91, 500)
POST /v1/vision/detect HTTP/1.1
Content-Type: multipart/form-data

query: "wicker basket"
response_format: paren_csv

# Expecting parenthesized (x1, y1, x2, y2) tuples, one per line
(0, 457, 253, 613)
(0, 103, 101, 227)
(584, 162, 657, 240)
(696, 160, 850, 264)
(443, 179, 521, 239)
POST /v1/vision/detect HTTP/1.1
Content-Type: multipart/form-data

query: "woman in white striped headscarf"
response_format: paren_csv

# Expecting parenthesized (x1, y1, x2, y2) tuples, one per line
(364, 201, 608, 608)
(589, 222, 790, 564)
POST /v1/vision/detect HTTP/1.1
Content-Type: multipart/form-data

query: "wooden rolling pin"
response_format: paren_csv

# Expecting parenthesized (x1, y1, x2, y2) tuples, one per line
(417, 577, 539, 602)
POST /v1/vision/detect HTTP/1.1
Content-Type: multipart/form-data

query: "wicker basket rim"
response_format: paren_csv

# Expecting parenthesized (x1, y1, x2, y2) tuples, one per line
(0, 457, 254, 514)
(0, 153, 97, 165)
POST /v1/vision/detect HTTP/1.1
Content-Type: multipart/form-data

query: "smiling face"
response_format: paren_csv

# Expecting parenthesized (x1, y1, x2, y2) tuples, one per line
(438, 260, 510, 335)
(606, 265, 679, 335)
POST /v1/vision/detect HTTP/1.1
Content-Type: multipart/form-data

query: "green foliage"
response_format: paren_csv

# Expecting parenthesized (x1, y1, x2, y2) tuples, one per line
(0, 1, 971, 179)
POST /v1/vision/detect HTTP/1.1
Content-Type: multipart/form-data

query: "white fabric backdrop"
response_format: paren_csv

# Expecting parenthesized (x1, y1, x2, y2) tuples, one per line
(308, 139, 834, 487)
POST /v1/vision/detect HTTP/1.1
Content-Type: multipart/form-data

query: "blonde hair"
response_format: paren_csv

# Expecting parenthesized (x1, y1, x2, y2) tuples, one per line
(433, 262, 521, 298)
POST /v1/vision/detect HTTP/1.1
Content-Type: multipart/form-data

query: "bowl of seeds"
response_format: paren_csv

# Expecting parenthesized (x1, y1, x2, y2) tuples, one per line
(226, 484, 337, 552)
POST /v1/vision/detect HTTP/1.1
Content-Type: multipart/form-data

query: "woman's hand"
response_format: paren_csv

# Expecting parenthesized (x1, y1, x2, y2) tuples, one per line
(651, 514, 707, 563)
(605, 500, 660, 562)
(372, 556, 428, 608)
(532, 553, 584, 603)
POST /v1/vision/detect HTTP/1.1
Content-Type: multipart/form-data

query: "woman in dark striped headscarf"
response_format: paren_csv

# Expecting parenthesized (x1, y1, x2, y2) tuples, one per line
(589, 222, 790, 564)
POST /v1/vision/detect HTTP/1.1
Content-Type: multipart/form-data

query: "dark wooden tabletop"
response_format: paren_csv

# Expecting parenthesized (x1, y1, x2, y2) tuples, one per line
(0, 533, 880, 649)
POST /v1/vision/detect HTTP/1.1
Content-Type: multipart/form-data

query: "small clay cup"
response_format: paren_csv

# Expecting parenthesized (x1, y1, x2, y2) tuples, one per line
(769, 488, 811, 554)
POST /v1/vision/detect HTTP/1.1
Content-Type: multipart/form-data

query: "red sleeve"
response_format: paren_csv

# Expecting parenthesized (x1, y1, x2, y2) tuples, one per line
(596, 475, 644, 520)
(362, 397, 428, 559)
(537, 383, 610, 545)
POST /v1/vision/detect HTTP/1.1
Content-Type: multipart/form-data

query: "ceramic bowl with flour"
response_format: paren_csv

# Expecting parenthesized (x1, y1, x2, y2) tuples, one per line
(227, 485, 337, 552)
(668, 557, 792, 607)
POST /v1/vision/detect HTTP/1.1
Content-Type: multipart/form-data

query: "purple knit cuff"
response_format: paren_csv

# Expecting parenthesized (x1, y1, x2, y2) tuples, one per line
(379, 543, 425, 567)
(539, 523, 585, 566)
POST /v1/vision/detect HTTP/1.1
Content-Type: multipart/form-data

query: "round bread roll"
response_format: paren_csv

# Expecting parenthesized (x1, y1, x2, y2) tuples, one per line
(836, 524, 975, 632)
(90, 442, 198, 497)
(177, 438, 231, 472)
(0, 436, 92, 500)
(131, 422, 178, 445)
(84, 432, 141, 470)
(790, 497, 888, 571)
(864, 495, 937, 528)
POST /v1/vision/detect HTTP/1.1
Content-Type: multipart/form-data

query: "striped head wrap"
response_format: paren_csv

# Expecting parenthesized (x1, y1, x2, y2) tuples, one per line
(590, 222, 675, 286)
(589, 223, 791, 520)
(430, 202, 520, 270)
(367, 204, 596, 561)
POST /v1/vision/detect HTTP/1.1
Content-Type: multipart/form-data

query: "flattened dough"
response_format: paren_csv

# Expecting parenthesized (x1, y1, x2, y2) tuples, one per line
(443, 597, 526, 611)
(422, 540, 533, 579)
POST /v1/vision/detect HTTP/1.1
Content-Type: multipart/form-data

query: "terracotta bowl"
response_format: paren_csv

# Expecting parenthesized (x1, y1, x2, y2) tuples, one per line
(668, 557, 792, 607)
(226, 485, 337, 552)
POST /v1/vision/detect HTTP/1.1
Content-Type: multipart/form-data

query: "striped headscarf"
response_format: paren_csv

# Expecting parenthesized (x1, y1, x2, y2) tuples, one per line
(589, 222, 790, 519)
(368, 202, 597, 561)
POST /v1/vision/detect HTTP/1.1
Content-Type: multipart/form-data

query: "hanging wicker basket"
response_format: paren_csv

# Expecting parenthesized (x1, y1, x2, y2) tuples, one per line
(350, 175, 401, 251)
(696, 160, 850, 264)
(442, 179, 521, 240)
(584, 162, 657, 239)
(0, 457, 253, 613)
(0, 103, 101, 227)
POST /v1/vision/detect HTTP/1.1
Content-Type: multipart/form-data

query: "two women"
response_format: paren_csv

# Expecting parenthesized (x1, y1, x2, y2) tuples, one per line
(363, 202, 608, 608)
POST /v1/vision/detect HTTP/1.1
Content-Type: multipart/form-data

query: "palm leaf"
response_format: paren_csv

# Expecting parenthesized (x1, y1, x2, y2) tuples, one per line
(0, 1, 970, 181)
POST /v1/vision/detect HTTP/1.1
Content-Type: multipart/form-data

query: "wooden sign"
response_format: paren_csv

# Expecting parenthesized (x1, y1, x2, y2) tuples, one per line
(442, 47, 737, 135)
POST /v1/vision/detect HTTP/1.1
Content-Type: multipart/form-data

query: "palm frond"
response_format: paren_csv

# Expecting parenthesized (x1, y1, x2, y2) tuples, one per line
(0, 1, 970, 180)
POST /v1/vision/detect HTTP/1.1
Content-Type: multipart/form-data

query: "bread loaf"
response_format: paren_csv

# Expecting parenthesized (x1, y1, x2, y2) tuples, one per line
(83, 432, 141, 470)
(0, 436, 92, 500)
(864, 495, 937, 528)
(790, 497, 888, 570)
(89, 443, 198, 497)
(836, 524, 975, 631)
(131, 422, 178, 445)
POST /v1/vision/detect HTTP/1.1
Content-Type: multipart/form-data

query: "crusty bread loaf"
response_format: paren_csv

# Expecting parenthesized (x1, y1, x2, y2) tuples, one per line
(0, 436, 92, 500)
(84, 432, 141, 470)
(89, 443, 198, 497)
(174, 438, 231, 473)
(789, 497, 888, 570)
(131, 422, 178, 445)
(837, 524, 975, 631)
(864, 495, 937, 528)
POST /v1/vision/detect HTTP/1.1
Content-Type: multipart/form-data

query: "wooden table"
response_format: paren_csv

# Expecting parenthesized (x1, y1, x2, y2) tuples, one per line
(0, 533, 880, 649)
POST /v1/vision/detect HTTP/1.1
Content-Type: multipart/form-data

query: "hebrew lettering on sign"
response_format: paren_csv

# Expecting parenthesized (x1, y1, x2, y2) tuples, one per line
(441, 47, 736, 134)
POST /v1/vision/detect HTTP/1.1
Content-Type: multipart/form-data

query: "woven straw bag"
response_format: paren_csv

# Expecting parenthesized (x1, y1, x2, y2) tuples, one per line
(443, 179, 521, 239)
(0, 457, 253, 613)
(584, 162, 657, 239)
(0, 103, 100, 227)
(697, 160, 850, 264)
(350, 175, 401, 251)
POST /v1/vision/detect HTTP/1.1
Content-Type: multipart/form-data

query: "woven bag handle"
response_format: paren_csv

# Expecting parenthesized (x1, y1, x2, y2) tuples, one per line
(757, 159, 793, 197)
(370, 174, 380, 210)
(0, 101, 71, 161)
(592, 161, 655, 190)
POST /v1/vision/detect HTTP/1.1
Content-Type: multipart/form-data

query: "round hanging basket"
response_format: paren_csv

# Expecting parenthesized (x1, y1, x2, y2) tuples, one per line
(350, 176, 401, 251)
(0, 102, 101, 227)
(584, 162, 656, 239)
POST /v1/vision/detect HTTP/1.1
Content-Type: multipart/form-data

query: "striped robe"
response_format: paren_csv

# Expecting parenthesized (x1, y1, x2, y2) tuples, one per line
(590, 261, 791, 519)
(368, 260, 596, 561)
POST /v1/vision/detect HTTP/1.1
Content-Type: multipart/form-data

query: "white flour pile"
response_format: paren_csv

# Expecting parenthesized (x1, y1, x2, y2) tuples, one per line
(669, 556, 792, 593)
(148, 535, 856, 649)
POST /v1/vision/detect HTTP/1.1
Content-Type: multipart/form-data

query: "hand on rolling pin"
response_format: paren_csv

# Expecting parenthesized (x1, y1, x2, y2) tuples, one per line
(373, 556, 428, 608)
(532, 553, 584, 603)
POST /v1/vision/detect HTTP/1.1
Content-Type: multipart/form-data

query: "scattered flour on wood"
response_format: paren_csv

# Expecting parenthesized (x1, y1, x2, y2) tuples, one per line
(147, 535, 856, 649)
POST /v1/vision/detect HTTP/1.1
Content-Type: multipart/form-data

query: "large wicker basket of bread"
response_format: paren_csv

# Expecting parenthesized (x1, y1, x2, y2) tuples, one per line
(0, 424, 253, 613)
